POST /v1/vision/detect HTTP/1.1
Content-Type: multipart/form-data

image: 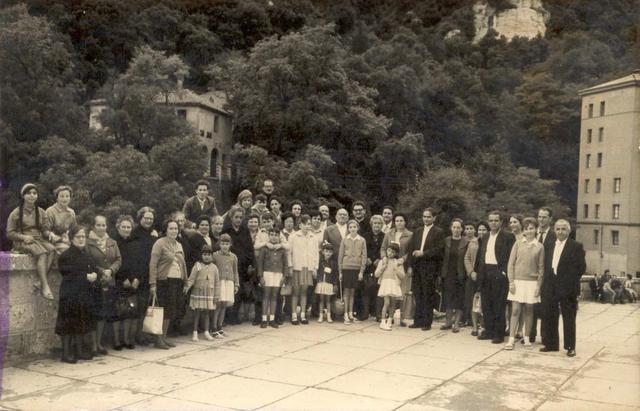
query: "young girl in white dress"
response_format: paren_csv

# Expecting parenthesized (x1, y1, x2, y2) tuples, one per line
(375, 243, 405, 331)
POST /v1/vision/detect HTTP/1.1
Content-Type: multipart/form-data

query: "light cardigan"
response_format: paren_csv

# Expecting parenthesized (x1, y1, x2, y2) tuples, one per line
(149, 237, 188, 285)
(288, 230, 319, 271)
(507, 238, 544, 282)
(338, 234, 367, 272)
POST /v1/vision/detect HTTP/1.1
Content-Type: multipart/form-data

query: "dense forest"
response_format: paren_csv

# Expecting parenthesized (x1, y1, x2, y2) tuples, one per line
(1, 0, 638, 236)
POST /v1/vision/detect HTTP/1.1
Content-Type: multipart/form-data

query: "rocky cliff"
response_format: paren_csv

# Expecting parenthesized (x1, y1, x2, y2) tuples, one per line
(473, 0, 549, 42)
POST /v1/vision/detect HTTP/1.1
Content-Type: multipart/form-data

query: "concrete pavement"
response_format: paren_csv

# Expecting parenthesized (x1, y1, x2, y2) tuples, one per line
(0, 301, 638, 410)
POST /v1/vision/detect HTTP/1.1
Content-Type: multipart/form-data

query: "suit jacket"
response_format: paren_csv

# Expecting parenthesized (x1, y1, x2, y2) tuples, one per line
(476, 230, 515, 287)
(323, 223, 346, 251)
(182, 195, 219, 226)
(542, 238, 586, 299)
(406, 225, 445, 276)
(540, 228, 556, 251)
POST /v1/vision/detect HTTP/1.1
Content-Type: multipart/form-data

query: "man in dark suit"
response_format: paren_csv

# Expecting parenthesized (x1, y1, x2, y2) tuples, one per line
(182, 179, 218, 228)
(323, 208, 349, 251)
(407, 208, 445, 330)
(476, 210, 515, 343)
(540, 219, 586, 357)
(528, 206, 556, 343)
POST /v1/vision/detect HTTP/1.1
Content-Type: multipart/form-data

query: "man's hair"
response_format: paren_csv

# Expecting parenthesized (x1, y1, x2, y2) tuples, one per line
(195, 179, 210, 189)
(538, 206, 554, 218)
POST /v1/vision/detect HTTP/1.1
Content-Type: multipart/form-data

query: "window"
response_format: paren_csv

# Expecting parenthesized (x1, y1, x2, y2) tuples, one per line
(597, 153, 603, 167)
(613, 204, 620, 219)
(584, 179, 590, 193)
(210, 149, 219, 177)
(199, 130, 205, 137)
(595, 204, 600, 219)
(596, 178, 601, 193)
(614, 178, 621, 193)
(600, 101, 606, 116)
(177, 109, 187, 119)
(598, 127, 604, 142)
(587, 129, 592, 143)
(611, 230, 619, 246)
(588, 104, 594, 118)
(206, 131, 212, 139)
(488, 15, 494, 28)
(594, 229, 599, 245)
(584, 204, 589, 218)
(213, 115, 219, 133)
(586, 154, 591, 168)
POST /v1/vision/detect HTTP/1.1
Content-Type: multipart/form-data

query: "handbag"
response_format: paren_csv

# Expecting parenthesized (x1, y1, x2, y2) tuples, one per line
(332, 279, 345, 316)
(280, 280, 292, 296)
(115, 294, 138, 318)
(142, 295, 164, 335)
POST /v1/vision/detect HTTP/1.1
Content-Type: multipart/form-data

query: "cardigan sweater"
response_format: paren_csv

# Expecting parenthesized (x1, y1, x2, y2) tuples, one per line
(507, 238, 544, 282)
(212, 251, 240, 286)
(149, 237, 188, 285)
(374, 257, 406, 281)
(338, 234, 367, 272)
(288, 230, 319, 271)
(257, 246, 288, 277)
(317, 256, 338, 285)
(86, 232, 122, 278)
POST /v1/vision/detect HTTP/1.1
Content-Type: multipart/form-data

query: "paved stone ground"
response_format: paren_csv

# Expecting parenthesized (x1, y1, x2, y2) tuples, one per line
(0, 301, 638, 411)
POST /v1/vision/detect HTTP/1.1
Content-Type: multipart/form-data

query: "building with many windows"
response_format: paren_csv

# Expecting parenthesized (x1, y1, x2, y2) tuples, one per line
(89, 88, 234, 208)
(576, 70, 640, 277)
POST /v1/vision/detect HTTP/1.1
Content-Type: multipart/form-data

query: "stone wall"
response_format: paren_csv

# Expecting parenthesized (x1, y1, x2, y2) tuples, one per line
(1, 253, 61, 366)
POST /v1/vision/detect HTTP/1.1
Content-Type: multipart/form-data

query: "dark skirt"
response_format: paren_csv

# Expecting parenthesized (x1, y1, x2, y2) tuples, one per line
(113, 288, 139, 320)
(156, 278, 183, 321)
(55, 291, 96, 336)
(137, 284, 151, 317)
(342, 269, 360, 289)
(94, 285, 119, 322)
(443, 275, 465, 310)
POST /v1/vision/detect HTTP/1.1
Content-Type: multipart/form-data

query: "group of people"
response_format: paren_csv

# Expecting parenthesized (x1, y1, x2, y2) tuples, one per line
(590, 270, 637, 304)
(6, 178, 588, 363)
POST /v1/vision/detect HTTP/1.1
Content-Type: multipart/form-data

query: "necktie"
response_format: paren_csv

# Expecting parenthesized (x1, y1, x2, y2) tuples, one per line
(537, 231, 543, 243)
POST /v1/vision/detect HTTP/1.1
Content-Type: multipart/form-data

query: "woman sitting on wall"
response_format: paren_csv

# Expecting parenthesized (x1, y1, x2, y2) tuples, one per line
(6, 183, 56, 300)
(44, 185, 77, 255)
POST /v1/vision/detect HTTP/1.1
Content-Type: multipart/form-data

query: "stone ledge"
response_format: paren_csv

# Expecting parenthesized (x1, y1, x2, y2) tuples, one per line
(0, 252, 37, 272)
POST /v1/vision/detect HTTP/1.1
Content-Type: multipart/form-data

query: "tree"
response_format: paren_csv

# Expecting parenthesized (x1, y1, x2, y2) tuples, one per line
(0, 5, 85, 143)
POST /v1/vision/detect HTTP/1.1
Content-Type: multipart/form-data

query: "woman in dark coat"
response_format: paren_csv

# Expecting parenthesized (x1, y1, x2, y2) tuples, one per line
(222, 205, 256, 324)
(441, 218, 469, 333)
(112, 215, 138, 349)
(86, 215, 122, 355)
(55, 225, 99, 363)
(128, 206, 158, 344)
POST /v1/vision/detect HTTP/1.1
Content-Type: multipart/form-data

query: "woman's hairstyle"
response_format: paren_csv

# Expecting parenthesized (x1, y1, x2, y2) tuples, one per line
(163, 219, 179, 233)
(299, 214, 311, 224)
(270, 196, 282, 206)
(476, 220, 489, 231)
(229, 205, 245, 219)
(387, 243, 400, 256)
(211, 215, 224, 224)
(247, 212, 260, 222)
(393, 213, 408, 225)
(53, 185, 73, 199)
(369, 215, 384, 225)
(68, 224, 86, 241)
(290, 199, 303, 208)
(522, 217, 538, 230)
(450, 218, 463, 227)
(17, 183, 40, 232)
(307, 209, 320, 218)
(196, 215, 212, 227)
(255, 193, 267, 203)
(93, 214, 107, 226)
(116, 215, 135, 227)
(136, 206, 156, 222)
(509, 214, 523, 227)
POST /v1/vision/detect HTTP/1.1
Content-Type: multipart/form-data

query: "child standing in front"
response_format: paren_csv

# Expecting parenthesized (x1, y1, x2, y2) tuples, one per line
(375, 243, 405, 331)
(211, 234, 239, 337)
(338, 220, 367, 324)
(288, 215, 319, 325)
(257, 228, 288, 328)
(184, 245, 220, 341)
(316, 242, 338, 323)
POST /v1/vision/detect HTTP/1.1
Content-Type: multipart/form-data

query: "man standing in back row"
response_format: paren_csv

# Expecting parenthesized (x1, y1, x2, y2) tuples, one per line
(540, 219, 585, 357)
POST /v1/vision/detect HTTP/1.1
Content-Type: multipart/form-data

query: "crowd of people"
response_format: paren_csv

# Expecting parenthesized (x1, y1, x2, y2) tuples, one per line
(7, 179, 590, 363)
(590, 270, 637, 304)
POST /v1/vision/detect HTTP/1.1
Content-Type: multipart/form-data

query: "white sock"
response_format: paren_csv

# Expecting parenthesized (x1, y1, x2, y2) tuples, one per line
(269, 315, 275, 321)
(262, 315, 267, 321)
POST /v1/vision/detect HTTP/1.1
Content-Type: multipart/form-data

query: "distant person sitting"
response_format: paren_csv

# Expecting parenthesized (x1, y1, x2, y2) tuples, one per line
(623, 274, 637, 303)
(601, 276, 615, 304)
(589, 273, 602, 301)
(610, 276, 624, 303)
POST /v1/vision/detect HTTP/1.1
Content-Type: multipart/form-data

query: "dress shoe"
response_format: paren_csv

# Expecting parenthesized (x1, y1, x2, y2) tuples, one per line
(113, 344, 123, 351)
(301, 318, 309, 325)
(154, 340, 170, 350)
(125, 343, 135, 350)
(567, 349, 576, 357)
(252, 319, 261, 326)
(260, 321, 268, 328)
(421, 325, 431, 331)
(539, 346, 559, 352)
(471, 330, 478, 337)
(491, 338, 504, 344)
(96, 347, 108, 355)
(269, 321, 279, 329)
(164, 339, 176, 348)
(61, 355, 77, 364)
(477, 333, 492, 340)
(408, 324, 422, 329)
(440, 324, 453, 330)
